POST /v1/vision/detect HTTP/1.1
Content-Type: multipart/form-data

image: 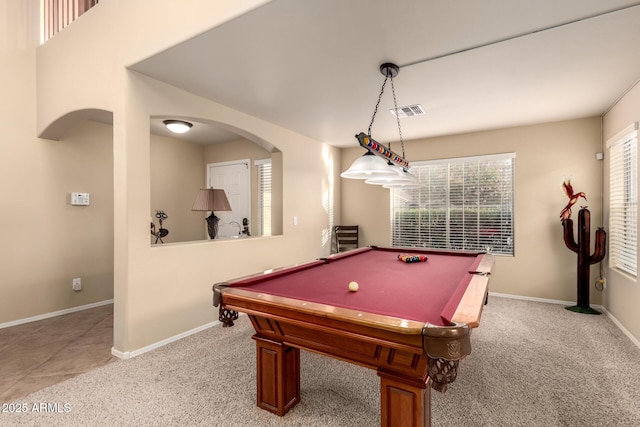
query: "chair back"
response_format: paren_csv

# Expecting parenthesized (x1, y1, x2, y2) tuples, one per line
(334, 225, 359, 252)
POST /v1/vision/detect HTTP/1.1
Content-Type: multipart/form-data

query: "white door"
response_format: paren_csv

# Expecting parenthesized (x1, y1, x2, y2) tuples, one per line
(207, 160, 250, 238)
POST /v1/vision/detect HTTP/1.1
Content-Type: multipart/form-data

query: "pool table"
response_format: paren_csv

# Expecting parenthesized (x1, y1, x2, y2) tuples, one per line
(213, 246, 493, 427)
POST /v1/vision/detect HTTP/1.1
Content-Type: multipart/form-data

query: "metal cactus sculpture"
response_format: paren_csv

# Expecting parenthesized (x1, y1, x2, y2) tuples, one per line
(560, 179, 606, 314)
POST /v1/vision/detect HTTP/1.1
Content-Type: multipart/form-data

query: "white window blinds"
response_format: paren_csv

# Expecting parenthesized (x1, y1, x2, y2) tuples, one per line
(256, 159, 272, 236)
(391, 153, 515, 255)
(608, 123, 638, 277)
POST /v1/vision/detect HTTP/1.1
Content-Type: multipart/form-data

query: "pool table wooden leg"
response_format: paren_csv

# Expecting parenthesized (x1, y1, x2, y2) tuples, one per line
(379, 372, 431, 427)
(253, 335, 301, 416)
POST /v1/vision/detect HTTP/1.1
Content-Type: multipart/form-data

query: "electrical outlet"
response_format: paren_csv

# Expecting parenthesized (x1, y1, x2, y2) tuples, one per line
(72, 278, 82, 291)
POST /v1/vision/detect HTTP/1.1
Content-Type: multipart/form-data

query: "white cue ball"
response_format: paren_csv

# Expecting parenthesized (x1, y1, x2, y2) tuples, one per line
(348, 281, 359, 292)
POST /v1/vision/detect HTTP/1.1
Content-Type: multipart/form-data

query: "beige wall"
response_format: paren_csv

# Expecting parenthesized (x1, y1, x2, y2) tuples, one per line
(603, 81, 640, 343)
(35, 0, 273, 138)
(342, 118, 604, 304)
(7, 0, 637, 352)
(33, 0, 338, 353)
(0, 118, 115, 323)
(117, 74, 338, 352)
(0, 0, 114, 324)
(5, 0, 340, 355)
(150, 134, 205, 243)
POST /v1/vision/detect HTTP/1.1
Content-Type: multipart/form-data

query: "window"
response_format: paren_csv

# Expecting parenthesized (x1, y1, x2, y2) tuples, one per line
(608, 123, 638, 277)
(256, 159, 272, 236)
(392, 153, 515, 255)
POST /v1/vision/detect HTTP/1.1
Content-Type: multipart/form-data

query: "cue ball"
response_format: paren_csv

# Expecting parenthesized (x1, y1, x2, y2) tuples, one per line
(348, 281, 359, 292)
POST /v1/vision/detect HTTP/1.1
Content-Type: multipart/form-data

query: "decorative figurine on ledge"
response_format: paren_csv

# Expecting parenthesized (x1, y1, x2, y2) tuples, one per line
(560, 178, 606, 314)
(151, 210, 169, 244)
(242, 217, 251, 236)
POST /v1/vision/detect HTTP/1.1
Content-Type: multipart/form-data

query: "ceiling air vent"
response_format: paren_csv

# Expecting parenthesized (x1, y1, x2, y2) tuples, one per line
(390, 104, 425, 118)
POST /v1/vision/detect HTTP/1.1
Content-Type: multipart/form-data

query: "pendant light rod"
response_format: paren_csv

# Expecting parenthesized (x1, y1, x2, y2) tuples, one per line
(366, 63, 400, 138)
(341, 61, 416, 185)
(355, 132, 409, 169)
(358, 62, 409, 170)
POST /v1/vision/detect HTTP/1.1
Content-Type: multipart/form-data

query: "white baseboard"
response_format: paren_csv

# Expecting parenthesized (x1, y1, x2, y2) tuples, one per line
(0, 299, 114, 329)
(489, 291, 577, 307)
(489, 292, 639, 350)
(110, 315, 242, 360)
(598, 306, 640, 349)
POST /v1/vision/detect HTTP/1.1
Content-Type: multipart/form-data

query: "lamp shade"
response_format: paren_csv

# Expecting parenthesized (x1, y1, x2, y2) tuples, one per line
(340, 151, 399, 179)
(191, 189, 232, 212)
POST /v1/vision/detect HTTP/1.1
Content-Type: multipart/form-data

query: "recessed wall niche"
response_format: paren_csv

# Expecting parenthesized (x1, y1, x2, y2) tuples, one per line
(149, 118, 282, 244)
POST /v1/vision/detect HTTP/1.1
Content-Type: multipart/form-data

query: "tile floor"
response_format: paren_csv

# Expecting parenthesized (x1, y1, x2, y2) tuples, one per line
(0, 304, 116, 402)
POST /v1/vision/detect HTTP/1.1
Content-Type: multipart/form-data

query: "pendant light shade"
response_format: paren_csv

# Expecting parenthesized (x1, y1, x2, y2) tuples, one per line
(365, 163, 418, 185)
(383, 181, 422, 188)
(340, 151, 398, 179)
(382, 175, 423, 189)
(341, 63, 420, 187)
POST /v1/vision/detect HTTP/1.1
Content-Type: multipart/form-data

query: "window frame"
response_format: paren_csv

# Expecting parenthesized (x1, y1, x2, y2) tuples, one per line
(607, 122, 638, 277)
(255, 158, 272, 236)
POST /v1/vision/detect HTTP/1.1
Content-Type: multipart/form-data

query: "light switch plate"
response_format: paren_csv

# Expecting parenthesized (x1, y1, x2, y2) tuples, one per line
(71, 192, 90, 206)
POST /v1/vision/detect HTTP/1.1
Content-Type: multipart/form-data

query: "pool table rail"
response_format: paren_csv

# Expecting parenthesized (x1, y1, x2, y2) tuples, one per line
(214, 285, 429, 334)
(450, 273, 490, 328)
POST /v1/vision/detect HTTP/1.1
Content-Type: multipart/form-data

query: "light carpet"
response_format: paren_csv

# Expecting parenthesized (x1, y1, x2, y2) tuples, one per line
(2, 297, 640, 426)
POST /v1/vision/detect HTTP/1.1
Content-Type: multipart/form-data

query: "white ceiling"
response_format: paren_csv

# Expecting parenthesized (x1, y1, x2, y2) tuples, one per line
(135, 0, 640, 148)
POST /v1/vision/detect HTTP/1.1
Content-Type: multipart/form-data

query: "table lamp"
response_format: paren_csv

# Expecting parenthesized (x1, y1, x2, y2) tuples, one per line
(192, 188, 232, 239)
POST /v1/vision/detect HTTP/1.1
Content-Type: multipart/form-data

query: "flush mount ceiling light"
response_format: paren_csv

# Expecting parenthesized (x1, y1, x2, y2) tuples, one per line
(341, 63, 418, 186)
(163, 119, 193, 134)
